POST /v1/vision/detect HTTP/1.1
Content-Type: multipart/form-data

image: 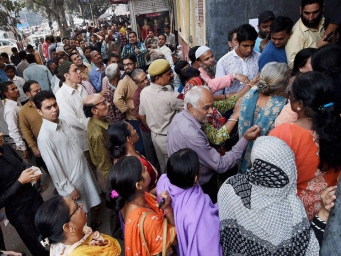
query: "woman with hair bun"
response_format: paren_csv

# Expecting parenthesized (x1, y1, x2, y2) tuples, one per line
(107, 120, 158, 191)
(238, 62, 290, 172)
(107, 156, 177, 256)
(35, 195, 121, 255)
(270, 71, 341, 221)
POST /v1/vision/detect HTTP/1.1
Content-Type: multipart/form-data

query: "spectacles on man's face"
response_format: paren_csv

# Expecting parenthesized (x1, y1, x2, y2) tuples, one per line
(65, 201, 80, 223)
(93, 99, 107, 109)
(123, 62, 134, 67)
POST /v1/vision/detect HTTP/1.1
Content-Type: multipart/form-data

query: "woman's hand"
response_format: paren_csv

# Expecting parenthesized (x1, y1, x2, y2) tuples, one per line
(159, 190, 171, 211)
(18, 168, 42, 184)
(250, 74, 260, 86)
(235, 74, 249, 84)
(69, 189, 80, 201)
(318, 186, 337, 221)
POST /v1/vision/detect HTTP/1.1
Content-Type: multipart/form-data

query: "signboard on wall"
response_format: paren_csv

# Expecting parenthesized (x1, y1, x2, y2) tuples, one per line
(198, 0, 204, 22)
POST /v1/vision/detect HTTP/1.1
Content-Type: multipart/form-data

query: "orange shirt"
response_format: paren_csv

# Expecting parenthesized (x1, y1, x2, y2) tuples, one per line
(270, 123, 339, 221)
(124, 192, 176, 256)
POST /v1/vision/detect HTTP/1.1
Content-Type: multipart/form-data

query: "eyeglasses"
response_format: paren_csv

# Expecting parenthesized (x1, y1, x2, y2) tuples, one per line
(137, 76, 150, 85)
(65, 201, 80, 223)
(123, 63, 134, 67)
(92, 99, 107, 109)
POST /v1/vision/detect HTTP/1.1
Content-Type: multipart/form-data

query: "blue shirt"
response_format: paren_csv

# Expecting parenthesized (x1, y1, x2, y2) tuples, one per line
(0, 68, 8, 84)
(23, 63, 53, 91)
(254, 37, 262, 53)
(89, 64, 106, 92)
(258, 41, 287, 71)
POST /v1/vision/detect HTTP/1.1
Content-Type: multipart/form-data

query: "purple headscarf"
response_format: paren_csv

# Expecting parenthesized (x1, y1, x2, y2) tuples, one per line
(156, 174, 222, 256)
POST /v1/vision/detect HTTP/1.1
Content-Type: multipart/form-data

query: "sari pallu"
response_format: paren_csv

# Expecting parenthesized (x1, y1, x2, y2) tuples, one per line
(124, 192, 176, 256)
(50, 227, 121, 256)
(238, 88, 286, 173)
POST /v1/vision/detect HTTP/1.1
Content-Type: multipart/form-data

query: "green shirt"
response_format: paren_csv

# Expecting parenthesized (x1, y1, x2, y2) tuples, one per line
(87, 118, 112, 180)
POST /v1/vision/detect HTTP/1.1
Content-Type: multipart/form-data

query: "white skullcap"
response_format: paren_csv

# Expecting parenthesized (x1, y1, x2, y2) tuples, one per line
(56, 47, 64, 53)
(195, 46, 210, 59)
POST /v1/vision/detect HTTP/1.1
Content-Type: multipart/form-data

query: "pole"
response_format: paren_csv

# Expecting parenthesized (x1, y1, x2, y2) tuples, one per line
(89, 3, 94, 25)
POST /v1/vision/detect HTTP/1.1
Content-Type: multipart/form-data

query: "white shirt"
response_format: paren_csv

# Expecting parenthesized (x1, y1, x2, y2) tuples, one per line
(38, 118, 101, 212)
(55, 83, 89, 151)
(158, 45, 174, 67)
(215, 49, 260, 94)
(3, 99, 26, 150)
(10, 76, 29, 103)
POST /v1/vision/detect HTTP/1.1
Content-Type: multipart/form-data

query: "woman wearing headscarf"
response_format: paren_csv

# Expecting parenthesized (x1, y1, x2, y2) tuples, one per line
(35, 195, 121, 256)
(218, 136, 320, 255)
(270, 72, 341, 220)
(157, 148, 222, 256)
(238, 62, 289, 172)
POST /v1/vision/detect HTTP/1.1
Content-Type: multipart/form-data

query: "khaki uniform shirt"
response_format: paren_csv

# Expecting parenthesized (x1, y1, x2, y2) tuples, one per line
(87, 118, 112, 180)
(285, 17, 325, 69)
(114, 74, 138, 120)
(139, 82, 184, 135)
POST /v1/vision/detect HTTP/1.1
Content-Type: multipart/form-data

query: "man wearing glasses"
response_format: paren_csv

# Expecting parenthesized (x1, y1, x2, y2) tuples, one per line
(114, 54, 144, 155)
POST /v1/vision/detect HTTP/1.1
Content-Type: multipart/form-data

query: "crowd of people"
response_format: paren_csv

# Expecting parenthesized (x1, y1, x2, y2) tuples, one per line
(0, 0, 341, 255)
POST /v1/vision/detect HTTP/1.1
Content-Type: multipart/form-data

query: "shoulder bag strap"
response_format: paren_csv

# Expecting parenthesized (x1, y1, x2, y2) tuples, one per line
(162, 217, 168, 256)
(139, 212, 152, 256)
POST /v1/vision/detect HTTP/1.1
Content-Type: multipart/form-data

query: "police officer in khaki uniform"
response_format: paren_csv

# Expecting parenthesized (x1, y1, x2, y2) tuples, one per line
(139, 59, 184, 173)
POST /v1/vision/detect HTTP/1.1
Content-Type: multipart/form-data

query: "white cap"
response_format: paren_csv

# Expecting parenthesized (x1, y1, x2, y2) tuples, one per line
(195, 46, 210, 59)
(56, 46, 64, 53)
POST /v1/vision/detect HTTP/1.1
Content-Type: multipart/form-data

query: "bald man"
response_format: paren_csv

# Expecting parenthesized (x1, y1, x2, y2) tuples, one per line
(83, 93, 111, 180)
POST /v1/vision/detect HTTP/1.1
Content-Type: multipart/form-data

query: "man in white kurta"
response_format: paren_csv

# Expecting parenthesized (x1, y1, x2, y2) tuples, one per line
(55, 61, 97, 178)
(35, 91, 101, 212)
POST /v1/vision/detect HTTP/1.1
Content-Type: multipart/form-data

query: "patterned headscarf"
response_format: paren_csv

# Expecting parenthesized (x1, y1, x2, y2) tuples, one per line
(218, 136, 320, 255)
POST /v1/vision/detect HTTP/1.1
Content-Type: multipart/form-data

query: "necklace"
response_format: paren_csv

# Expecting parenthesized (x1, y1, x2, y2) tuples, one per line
(129, 200, 151, 209)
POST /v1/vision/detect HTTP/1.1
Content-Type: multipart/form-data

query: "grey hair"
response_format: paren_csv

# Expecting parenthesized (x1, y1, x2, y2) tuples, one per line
(184, 86, 211, 110)
(131, 68, 146, 83)
(258, 62, 290, 95)
(106, 63, 119, 80)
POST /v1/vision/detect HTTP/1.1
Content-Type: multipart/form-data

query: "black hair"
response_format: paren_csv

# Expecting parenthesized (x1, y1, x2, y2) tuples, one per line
(167, 149, 200, 189)
(158, 34, 166, 40)
(26, 44, 34, 50)
(292, 48, 316, 73)
(228, 28, 238, 42)
(236, 24, 258, 43)
(83, 46, 91, 52)
(83, 103, 95, 118)
(311, 44, 341, 114)
(188, 46, 200, 63)
(123, 53, 137, 63)
(0, 52, 9, 59)
(19, 50, 27, 59)
(180, 67, 201, 85)
(49, 36, 55, 43)
(270, 16, 294, 34)
(68, 52, 79, 62)
(107, 121, 131, 159)
(62, 37, 69, 42)
(56, 36, 61, 43)
(108, 53, 120, 60)
(23, 80, 39, 94)
(5, 65, 15, 73)
(0, 81, 15, 98)
(45, 36, 50, 42)
(51, 48, 56, 53)
(35, 195, 69, 244)
(165, 25, 171, 30)
(174, 60, 189, 75)
(292, 71, 341, 171)
(26, 54, 36, 64)
(301, 0, 323, 9)
(128, 31, 137, 37)
(33, 90, 56, 110)
(11, 47, 18, 53)
(107, 156, 143, 211)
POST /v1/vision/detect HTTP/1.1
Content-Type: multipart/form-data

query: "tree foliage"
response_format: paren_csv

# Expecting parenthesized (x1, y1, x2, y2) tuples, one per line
(0, 0, 24, 34)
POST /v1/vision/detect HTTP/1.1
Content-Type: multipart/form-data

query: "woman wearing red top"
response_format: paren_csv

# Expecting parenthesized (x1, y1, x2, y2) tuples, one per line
(107, 121, 158, 193)
(270, 72, 341, 220)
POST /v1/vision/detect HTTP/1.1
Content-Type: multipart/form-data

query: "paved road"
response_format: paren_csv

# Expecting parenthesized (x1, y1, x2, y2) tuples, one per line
(1, 170, 124, 255)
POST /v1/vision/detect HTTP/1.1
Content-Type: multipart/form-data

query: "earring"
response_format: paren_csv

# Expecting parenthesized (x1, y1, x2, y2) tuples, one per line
(297, 107, 301, 111)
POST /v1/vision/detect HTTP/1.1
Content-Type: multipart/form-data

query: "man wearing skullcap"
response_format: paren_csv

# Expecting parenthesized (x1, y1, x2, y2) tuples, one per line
(139, 59, 184, 173)
(195, 46, 250, 94)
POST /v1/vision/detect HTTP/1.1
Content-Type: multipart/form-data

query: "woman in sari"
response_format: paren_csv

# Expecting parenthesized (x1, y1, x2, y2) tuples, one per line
(270, 72, 341, 220)
(107, 120, 158, 192)
(238, 62, 289, 172)
(157, 149, 222, 256)
(35, 195, 121, 256)
(108, 156, 177, 256)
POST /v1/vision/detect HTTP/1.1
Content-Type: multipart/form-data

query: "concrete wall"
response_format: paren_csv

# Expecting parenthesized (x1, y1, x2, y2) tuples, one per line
(205, 0, 301, 60)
